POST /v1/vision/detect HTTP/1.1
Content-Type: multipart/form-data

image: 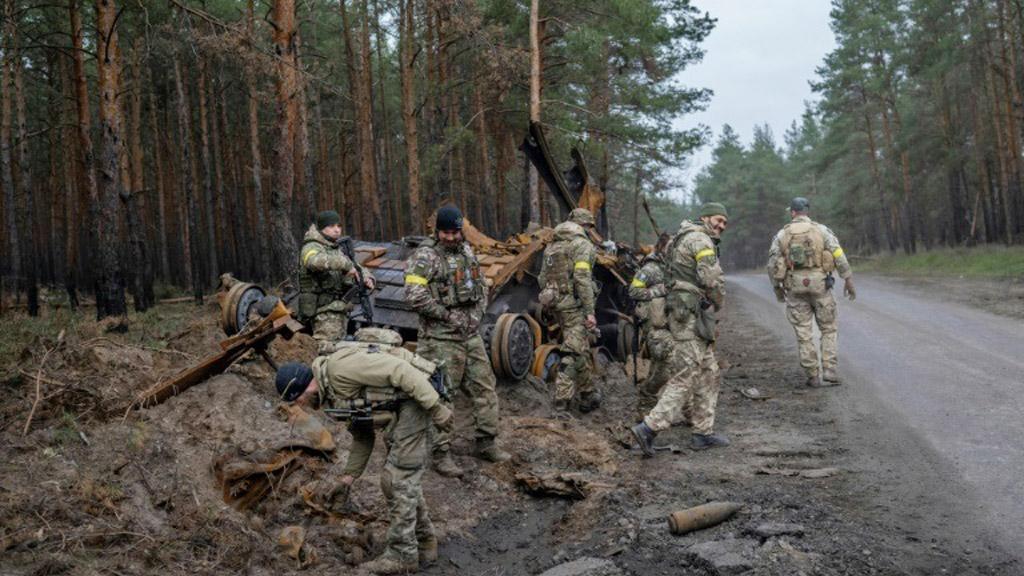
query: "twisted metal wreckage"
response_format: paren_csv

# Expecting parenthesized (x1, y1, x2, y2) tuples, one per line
(132, 123, 654, 411)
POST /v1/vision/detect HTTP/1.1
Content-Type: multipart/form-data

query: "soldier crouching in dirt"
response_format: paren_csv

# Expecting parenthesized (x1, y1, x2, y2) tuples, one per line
(275, 327, 454, 574)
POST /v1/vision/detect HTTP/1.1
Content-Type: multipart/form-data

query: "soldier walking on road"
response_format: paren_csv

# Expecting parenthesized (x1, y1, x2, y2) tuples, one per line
(631, 202, 731, 456)
(275, 327, 454, 574)
(767, 197, 856, 387)
(297, 210, 375, 355)
(539, 208, 602, 415)
(629, 233, 679, 420)
(404, 205, 510, 478)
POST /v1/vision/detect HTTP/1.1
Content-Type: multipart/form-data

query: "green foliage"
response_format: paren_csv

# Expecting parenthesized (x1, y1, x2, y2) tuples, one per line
(856, 246, 1024, 278)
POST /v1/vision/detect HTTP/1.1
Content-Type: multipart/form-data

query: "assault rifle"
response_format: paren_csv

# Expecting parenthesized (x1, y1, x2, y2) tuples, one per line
(338, 236, 374, 325)
(324, 393, 401, 428)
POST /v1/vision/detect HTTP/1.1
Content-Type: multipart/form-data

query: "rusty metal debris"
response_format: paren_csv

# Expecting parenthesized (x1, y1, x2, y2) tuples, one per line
(131, 289, 303, 410)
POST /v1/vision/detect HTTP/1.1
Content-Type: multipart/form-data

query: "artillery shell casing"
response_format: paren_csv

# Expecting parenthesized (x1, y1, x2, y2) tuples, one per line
(667, 501, 743, 535)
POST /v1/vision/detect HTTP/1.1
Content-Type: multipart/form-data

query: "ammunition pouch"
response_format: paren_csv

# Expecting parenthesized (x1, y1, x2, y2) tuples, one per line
(648, 297, 669, 330)
(695, 299, 716, 342)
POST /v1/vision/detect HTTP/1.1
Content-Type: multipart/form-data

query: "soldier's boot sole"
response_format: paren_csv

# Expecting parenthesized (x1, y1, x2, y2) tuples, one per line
(474, 442, 511, 463)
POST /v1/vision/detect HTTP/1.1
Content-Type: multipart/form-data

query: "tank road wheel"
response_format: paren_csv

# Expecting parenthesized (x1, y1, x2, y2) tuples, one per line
(531, 344, 561, 382)
(615, 318, 636, 362)
(220, 282, 266, 336)
(490, 313, 537, 381)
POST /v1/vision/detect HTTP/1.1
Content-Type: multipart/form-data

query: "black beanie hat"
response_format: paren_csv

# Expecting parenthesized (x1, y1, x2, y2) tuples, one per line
(275, 362, 314, 402)
(435, 205, 463, 231)
(316, 210, 341, 230)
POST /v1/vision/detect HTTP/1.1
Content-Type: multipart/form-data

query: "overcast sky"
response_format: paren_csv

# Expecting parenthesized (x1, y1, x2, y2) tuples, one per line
(670, 0, 837, 199)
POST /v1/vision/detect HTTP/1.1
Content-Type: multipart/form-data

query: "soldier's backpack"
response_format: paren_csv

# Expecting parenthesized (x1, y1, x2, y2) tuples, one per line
(772, 220, 834, 281)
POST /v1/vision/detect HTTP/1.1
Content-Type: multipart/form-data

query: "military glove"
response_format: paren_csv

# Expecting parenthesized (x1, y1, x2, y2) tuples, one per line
(773, 285, 787, 303)
(430, 403, 454, 432)
(844, 278, 857, 301)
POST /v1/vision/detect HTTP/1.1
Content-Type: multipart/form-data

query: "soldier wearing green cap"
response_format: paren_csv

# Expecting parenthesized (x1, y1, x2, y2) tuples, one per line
(297, 210, 376, 355)
(631, 202, 731, 456)
(767, 197, 856, 387)
(539, 207, 602, 415)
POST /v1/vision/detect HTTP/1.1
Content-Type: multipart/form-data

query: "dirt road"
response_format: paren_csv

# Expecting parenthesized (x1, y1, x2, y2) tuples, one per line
(729, 273, 1024, 560)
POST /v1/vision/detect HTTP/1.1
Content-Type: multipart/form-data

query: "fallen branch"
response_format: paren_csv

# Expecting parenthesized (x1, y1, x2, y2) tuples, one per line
(23, 330, 65, 436)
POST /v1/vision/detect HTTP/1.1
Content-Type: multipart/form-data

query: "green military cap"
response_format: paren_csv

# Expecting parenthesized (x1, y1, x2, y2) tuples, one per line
(569, 208, 596, 227)
(316, 210, 341, 230)
(699, 202, 728, 218)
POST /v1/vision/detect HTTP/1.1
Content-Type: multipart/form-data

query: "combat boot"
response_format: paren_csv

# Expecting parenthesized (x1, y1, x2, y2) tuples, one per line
(578, 390, 603, 414)
(363, 551, 418, 574)
(418, 535, 438, 565)
(804, 373, 822, 388)
(431, 450, 464, 478)
(822, 368, 841, 385)
(630, 421, 657, 457)
(690, 432, 730, 451)
(474, 436, 511, 462)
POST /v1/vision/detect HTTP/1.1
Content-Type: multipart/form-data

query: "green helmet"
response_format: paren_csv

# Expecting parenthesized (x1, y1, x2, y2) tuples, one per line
(569, 208, 596, 228)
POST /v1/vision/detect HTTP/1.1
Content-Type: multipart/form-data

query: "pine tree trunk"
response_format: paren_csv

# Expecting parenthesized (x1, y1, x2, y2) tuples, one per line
(373, 0, 396, 237)
(173, 56, 201, 302)
(270, 0, 300, 281)
(1, 0, 20, 306)
(197, 56, 219, 285)
(527, 0, 542, 225)
(126, 39, 152, 310)
(148, 85, 171, 283)
(473, 83, 495, 234)
(400, 0, 422, 233)
(339, 0, 364, 236)
(94, 0, 128, 318)
(357, 0, 382, 237)
(247, 0, 270, 279)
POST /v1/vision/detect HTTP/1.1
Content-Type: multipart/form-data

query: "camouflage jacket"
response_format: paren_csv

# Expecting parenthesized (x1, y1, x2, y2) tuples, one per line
(629, 252, 669, 331)
(311, 341, 440, 412)
(297, 225, 370, 316)
(767, 216, 852, 282)
(539, 221, 597, 315)
(404, 238, 488, 341)
(667, 219, 725, 309)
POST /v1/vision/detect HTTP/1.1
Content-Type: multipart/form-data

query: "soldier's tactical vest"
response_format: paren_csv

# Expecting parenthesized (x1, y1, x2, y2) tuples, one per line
(420, 239, 485, 308)
(315, 333, 437, 405)
(771, 220, 835, 282)
(664, 227, 717, 342)
(297, 240, 355, 320)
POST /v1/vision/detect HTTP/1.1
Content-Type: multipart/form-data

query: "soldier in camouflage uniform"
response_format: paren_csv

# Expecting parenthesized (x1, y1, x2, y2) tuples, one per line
(275, 328, 454, 574)
(297, 210, 375, 355)
(539, 208, 601, 414)
(767, 197, 856, 387)
(631, 202, 731, 456)
(404, 205, 510, 478)
(629, 233, 684, 420)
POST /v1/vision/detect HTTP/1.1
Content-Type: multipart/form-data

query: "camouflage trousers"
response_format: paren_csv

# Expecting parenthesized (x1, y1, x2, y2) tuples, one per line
(785, 289, 838, 377)
(643, 338, 720, 435)
(312, 310, 349, 356)
(416, 335, 500, 453)
(554, 309, 594, 403)
(637, 330, 681, 417)
(379, 399, 434, 564)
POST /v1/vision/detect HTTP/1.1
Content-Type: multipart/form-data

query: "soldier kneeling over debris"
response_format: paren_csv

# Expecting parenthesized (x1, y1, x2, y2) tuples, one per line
(275, 328, 454, 574)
